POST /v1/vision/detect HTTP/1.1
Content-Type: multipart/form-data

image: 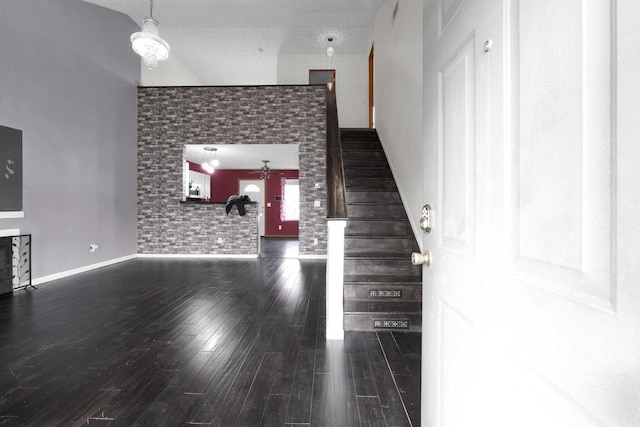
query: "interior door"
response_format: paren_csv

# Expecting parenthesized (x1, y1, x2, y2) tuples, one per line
(422, 1, 637, 425)
(239, 179, 265, 237)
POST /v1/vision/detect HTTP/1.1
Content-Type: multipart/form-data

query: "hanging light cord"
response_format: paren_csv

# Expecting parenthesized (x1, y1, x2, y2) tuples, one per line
(149, 0, 154, 18)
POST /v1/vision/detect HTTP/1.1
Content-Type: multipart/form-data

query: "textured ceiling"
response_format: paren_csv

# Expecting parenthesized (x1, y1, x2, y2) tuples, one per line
(82, 0, 387, 84)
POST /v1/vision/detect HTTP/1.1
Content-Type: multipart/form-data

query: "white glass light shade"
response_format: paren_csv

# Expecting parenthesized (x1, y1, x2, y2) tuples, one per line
(211, 159, 220, 167)
(202, 163, 214, 174)
(131, 17, 170, 69)
(326, 46, 335, 58)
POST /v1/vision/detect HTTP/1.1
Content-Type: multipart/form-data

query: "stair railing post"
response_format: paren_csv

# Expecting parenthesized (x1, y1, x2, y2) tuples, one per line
(326, 219, 346, 340)
(325, 82, 347, 340)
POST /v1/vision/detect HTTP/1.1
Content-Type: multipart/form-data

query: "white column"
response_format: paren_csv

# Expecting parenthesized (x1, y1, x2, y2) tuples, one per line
(326, 219, 346, 340)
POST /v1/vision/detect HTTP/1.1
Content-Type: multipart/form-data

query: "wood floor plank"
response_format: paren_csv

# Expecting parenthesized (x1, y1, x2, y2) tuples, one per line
(357, 396, 387, 427)
(205, 319, 281, 426)
(377, 331, 411, 376)
(260, 393, 290, 427)
(235, 352, 284, 426)
(393, 373, 421, 427)
(284, 347, 316, 424)
(391, 331, 421, 356)
(186, 315, 279, 424)
(269, 325, 303, 395)
(310, 372, 337, 426)
(332, 353, 360, 426)
(345, 332, 378, 397)
(363, 333, 412, 427)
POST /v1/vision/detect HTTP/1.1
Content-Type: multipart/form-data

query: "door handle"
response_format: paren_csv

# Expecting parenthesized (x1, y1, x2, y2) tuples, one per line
(411, 250, 432, 267)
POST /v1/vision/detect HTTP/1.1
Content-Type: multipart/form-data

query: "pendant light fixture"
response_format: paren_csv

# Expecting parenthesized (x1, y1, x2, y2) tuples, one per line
(130, 0, 170, 69)
(202, 147, 218, 174)
(326, 36, 336, 58)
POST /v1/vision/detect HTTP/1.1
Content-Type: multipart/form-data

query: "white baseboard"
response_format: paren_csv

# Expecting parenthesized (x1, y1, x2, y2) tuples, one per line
(137, 253, 259, 259)
(139, 253, 326, 259)
(0, 212, 24, 219)
(33, 254, 138, 286)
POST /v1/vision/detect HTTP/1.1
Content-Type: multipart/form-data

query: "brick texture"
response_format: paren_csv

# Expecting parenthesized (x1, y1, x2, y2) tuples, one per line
(137, 85, 327, 255)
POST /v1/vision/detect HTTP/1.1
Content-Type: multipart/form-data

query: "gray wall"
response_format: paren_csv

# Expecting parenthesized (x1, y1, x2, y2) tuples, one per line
(0, 1, 140, 279)
(137, 86, 327, 256)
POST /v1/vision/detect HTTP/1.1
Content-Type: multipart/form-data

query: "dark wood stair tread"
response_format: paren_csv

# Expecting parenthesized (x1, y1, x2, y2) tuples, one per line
(344, 275, 422, 284)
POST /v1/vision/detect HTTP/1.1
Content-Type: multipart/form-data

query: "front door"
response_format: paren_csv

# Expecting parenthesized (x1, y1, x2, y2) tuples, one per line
(422, 1, 637, 425)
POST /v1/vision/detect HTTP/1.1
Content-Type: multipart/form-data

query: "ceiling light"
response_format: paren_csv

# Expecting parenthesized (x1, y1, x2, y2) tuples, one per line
(203, 147, 218, 174)
(130, 0, 170, 69)
(326, 46, 335, 58)
(202, 162, 214, 174)
(326, 36, 336, 58)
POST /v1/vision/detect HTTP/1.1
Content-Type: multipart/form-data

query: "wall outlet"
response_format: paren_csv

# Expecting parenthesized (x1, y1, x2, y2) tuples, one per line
(313, 238, 318, 245)
(314, 200, 321, 208)
(218, 237, 224, 243)
(89, 244, 99, 252)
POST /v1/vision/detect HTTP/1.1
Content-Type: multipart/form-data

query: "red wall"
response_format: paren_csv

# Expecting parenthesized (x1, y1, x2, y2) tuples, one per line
(187, 162, 299, 237)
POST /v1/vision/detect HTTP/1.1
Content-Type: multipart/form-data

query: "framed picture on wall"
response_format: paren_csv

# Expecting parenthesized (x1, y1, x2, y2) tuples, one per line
(0, 125, 23, 213)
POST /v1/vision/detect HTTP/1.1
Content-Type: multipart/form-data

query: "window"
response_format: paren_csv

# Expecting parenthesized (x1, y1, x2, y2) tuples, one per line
(282, 179, 300, 221)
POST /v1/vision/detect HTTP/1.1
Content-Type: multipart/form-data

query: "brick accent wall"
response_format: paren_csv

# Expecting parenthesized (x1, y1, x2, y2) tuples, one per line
(137, 85, 327, 255)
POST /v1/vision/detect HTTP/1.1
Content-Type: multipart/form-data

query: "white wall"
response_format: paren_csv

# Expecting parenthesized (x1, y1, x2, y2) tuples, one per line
(141, 54, 204, 86)
(373, 0, 424, 245)
(277, 54, 369, 128)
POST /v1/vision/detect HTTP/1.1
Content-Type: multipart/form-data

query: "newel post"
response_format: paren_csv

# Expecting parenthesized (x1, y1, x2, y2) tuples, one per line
(326, 219, 346, 340)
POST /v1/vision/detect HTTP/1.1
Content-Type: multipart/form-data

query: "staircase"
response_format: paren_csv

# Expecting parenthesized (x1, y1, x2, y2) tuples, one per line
(340, 128, 422, 332)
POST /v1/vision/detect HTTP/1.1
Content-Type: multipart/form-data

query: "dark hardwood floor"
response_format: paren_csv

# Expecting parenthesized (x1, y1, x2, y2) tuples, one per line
(0, 239, 421, 426)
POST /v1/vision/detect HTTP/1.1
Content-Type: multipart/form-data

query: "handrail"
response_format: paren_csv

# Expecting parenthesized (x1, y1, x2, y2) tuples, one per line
(325, 83, 348, 219)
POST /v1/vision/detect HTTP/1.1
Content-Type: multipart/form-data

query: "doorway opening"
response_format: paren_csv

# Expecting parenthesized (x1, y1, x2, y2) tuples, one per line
(239, 179, 265, 238)
(309, 69, 336, 85)
(259, 237, 299, 258)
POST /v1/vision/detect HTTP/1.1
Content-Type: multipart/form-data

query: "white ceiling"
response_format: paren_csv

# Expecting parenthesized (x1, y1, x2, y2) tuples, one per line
(82, 0, 387, 84)
(185, 144, 299, 170)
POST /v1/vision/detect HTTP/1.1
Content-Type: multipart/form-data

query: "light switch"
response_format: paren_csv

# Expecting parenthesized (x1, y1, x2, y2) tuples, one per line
(267, 202, 272, 207)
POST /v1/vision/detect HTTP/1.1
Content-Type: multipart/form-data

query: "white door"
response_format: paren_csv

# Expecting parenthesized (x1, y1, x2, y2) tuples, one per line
(239, 179, 265, 237)
(422, 1, 640, 426)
